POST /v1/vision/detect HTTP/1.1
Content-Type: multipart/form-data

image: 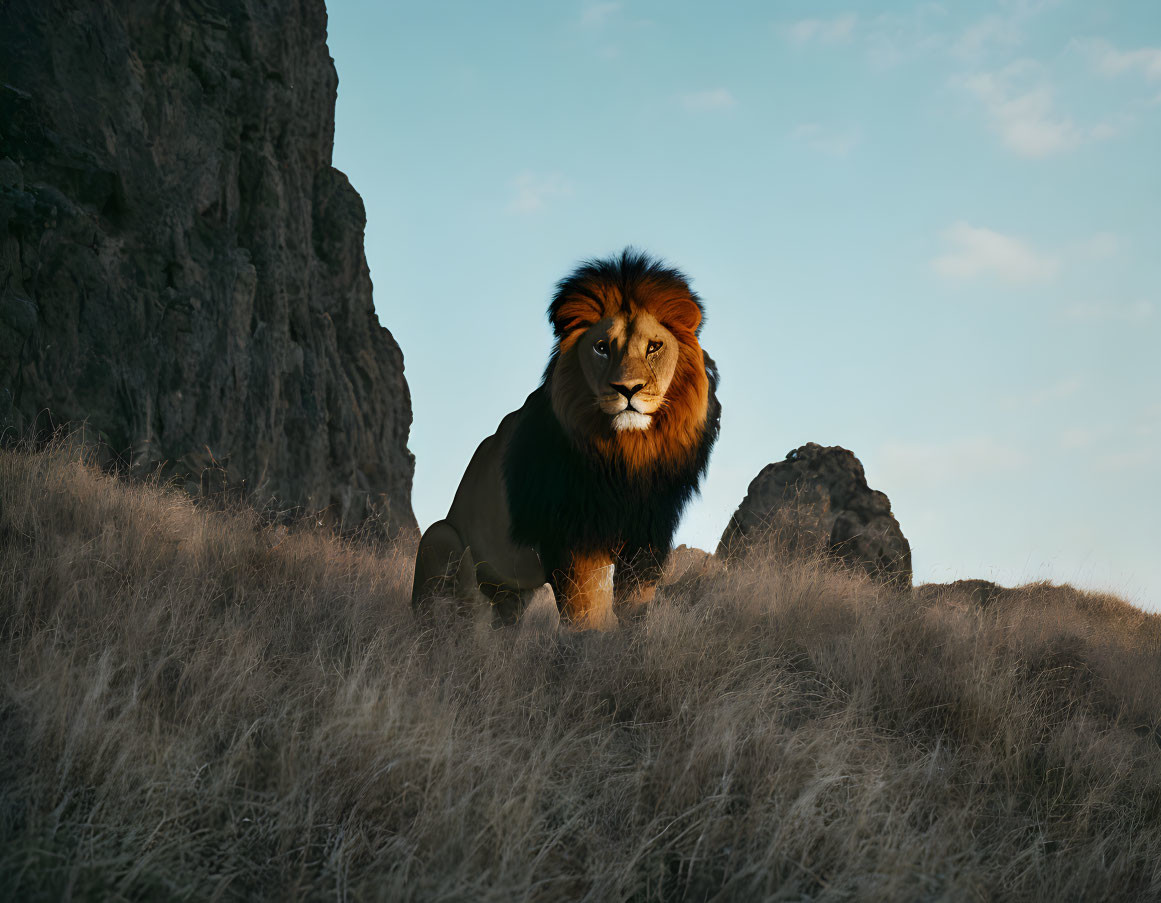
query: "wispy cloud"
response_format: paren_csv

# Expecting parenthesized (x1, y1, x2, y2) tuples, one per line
(790, 123, 861, 157)
(580, 2, 620, 27)
(953, 14, 1021, 60)
(781, 6, 947, 68)
(959, 63, 1109, 157)
(1074, 232, 1119, 261)
(1063, 300, 1154, 323)
(781, 3, 1060, 74)
(780, 2, 1065, 73)
(1080, 38, 1161, 81)
(1106, 447, 1157, 471)
(932, 222, 1059, 284)
(861, 6, 949, 68)
(680, 88, 737, 112)
(951, 0, 1061, 61)
(1059, 427, 1098, 449)
(507, 172, 572, 214)
(783, 14, 857, 46)
(1138, 404, 1161, 439)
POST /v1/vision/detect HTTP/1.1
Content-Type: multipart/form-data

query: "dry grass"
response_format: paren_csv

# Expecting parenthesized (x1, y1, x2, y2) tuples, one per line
(1, 444, 1160, 901)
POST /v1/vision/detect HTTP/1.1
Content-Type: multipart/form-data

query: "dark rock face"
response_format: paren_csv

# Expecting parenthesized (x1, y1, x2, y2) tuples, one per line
(0, 0, 415, 533)
(718, 443, 912, 587)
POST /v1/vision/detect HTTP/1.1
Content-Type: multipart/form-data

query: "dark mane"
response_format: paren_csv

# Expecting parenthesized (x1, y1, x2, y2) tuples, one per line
(547, 247, 706, 343)
(502, 354, 720, 576)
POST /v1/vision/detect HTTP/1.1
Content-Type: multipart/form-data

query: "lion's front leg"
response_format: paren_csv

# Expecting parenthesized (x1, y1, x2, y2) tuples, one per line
(551, 551, 616, 630)
(613, 546, 665, 623)
(413, 520, 467, 607)
(412, 519, 482, 623)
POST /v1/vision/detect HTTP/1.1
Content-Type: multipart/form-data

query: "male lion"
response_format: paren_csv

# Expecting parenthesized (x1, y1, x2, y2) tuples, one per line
(412, 249, 720, 628)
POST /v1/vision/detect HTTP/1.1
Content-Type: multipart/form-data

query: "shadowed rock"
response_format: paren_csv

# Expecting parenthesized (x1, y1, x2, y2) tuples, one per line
(0, 0, 414, 534)
(719, 442, 912, 587)
(915, 579, 1007, 607)
(915, 579, 1122, 612)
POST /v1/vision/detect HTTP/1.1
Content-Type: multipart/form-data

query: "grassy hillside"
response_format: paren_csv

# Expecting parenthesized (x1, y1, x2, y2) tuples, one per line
(2, 446, 1159, 901)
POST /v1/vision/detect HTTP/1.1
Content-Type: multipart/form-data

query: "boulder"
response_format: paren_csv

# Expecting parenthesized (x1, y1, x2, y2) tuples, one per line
(664, 544, 719, 582)
(718, 443, 912, 587)
(0, 0, 415, 534)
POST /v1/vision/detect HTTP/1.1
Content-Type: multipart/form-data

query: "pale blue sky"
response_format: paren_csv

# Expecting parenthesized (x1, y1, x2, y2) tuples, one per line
(327, 1, 1160, 609)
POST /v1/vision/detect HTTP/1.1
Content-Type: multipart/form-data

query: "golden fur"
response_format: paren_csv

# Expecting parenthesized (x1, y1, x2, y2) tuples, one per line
(412, 250, 719, 628)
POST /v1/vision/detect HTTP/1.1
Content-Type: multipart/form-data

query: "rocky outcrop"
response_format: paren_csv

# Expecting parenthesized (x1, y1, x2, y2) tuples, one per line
(718, 443, 911, 587)
(916, 579, 1006, 607)
(664, 544, 719, 582)
(0, 0, 415, 533)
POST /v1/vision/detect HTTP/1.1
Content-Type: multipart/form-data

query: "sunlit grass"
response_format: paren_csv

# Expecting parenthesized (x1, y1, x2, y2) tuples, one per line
(1, 444, 1159, 900)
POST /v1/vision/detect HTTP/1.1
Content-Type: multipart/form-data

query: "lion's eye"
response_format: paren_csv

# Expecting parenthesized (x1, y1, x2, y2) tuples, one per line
(594, 340, 609, 356)
(646, 340, 663, 355)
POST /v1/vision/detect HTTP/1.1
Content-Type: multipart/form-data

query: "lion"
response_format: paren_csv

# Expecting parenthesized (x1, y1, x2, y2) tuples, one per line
(411, 249, 720, 628)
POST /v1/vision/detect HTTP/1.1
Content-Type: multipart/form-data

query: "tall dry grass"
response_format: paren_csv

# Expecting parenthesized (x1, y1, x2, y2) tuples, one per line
(1, 444, 1160, 901)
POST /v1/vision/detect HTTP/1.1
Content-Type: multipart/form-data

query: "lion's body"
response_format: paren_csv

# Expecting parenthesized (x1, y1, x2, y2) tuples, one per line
(412, 250, 720, 628)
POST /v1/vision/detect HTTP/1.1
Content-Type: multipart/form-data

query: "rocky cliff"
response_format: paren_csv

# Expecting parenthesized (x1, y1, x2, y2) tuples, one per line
(0, 0, 415, 533)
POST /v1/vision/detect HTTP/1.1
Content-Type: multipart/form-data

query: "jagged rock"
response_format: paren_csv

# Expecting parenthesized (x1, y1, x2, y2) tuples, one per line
(718, 443, 912, 587)
(0, 0, 415, 534)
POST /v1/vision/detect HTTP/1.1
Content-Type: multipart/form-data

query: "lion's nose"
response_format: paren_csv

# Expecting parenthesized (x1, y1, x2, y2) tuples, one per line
(611, 382, 645, 401)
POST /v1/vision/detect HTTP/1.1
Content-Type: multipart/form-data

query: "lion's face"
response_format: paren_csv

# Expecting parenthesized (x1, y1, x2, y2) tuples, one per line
(546, 253, 711, 471)
(576, 310, 680, 432)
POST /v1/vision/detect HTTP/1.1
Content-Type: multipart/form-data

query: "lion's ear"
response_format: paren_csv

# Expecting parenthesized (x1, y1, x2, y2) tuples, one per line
(551, 296, 603, 338)
(656, 296, 703, 335)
